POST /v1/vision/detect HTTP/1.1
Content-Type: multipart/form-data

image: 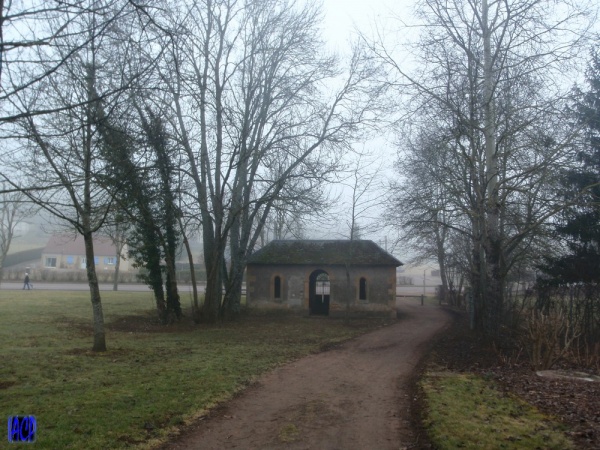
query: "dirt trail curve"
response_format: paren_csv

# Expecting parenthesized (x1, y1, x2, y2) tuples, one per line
(162, 300, 452, 450)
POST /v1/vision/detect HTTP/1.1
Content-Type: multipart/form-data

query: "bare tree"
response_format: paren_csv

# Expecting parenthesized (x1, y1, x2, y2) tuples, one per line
(175, 208, 202, 322)
(258, 160, 332, 245)
(338, 152, 385, 240)
(0, 185, 36, 281)
(372, 0, 594, 335)
(260, 205, 308, 244)
(103, 213, 128, 291)
(152, 0, 383, 322)
(2, 0, 148, 351)
(387, 127, 466, 305)
(0, 1, 147, 123)
(1, 1, 82, 118)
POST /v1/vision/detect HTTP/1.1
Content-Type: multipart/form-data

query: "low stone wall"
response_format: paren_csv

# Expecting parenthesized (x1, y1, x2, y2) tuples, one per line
(249, 297, 397, 318)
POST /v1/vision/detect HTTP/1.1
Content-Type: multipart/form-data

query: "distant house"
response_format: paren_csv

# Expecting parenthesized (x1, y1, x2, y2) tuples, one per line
(246, 240, 403, 316)
(41, 234, 132, 272)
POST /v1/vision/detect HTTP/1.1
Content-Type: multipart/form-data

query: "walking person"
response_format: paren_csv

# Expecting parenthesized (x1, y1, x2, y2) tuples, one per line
(23, 273, 32, 290)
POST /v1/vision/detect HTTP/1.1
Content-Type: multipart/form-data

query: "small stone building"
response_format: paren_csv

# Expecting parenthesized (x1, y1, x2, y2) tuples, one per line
(246, 240, 403, 316)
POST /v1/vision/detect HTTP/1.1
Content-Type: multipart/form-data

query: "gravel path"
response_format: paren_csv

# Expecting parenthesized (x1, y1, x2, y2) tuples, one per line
(161, 299, 451, 449)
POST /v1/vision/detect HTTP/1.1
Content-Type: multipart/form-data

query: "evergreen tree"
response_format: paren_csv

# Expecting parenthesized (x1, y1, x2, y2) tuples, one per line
(96, 102, 181, 323)
(540, 50, 600, 284)
(137, 108, 182, 322)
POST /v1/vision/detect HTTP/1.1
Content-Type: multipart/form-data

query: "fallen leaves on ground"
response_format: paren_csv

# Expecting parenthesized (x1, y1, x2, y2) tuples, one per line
(427, 310, 600, 450)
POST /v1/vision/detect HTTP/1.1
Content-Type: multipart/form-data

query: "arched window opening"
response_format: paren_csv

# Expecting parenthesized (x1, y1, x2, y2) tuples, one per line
(310, 270, 330, 316)
(274, 276, 281, 299)
(315, 273, 330, 296)
(359, 277, 367, 301)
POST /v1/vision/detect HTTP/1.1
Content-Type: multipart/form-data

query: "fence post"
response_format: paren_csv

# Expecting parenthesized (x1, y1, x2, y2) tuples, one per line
(421, 294, 424, 306)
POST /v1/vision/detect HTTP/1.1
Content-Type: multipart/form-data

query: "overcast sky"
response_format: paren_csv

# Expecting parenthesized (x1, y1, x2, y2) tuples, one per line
(322, 0, 410, 52)
(306, 0, 413, 252)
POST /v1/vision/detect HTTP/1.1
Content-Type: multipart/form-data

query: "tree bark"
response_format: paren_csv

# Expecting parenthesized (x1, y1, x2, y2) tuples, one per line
(112, 256, 120, 291)
(482, 0, 503, 336)
(180, 227, 200, 323)
(83, 231, 106, 352)
(221, 258, 244, 320)
(434, 212, 448, 304)
(202, 242, 224, 324)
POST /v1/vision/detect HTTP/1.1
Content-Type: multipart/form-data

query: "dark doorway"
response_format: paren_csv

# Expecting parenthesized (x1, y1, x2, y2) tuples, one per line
(309, 270, 330, 315)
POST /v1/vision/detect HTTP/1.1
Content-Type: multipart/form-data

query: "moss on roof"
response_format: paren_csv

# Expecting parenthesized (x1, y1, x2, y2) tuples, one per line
(247, 240, 403, 266)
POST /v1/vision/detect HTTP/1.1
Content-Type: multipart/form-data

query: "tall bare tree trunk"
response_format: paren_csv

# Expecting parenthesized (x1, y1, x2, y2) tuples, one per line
(180, 228, 200, 323)
(112, 257, 120, 291)
(222, 257, 244, 320)
(434, 211, 448, 304)
(83, 231, 106, 351)
(482, 0, 503, 336)
(112, 233, 125, 291)
(83, 53, 106, 351)
(202, 243, 224, 323)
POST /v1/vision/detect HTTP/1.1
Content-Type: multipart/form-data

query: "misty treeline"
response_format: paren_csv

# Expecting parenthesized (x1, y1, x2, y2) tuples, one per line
(1, 0, 598, 355)
(378, 0, 600, 350)
(0, 0, 384, 350)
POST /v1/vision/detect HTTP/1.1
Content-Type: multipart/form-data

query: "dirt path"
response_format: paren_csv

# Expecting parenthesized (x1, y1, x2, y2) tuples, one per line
(162, 300, 451, 450)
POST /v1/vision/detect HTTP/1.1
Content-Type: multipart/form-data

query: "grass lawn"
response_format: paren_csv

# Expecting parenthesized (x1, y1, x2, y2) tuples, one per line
(0, 290, 394, 449)
(420, 371, 574, 449)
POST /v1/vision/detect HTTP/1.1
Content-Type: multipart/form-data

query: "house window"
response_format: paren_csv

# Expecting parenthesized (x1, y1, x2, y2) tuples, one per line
(104, 257, 116, 266)
(66, 256, 74, 265)
(45, 257, 57, 268)
(274, 276, 281, 299)
(359, 277, 367, 301)
(82, 257, 100, 266)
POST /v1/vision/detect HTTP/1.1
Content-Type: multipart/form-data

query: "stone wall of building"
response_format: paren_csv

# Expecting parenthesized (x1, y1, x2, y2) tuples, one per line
(246, 264, 396, 315)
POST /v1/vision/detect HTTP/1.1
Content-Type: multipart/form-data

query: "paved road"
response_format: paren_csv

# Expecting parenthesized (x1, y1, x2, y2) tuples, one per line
(0, 282, 195, 292)
(1, 282, 434, 297)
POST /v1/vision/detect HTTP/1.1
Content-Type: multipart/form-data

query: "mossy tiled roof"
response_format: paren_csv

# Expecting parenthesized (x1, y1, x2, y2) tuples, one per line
(247, 240, 402, 266)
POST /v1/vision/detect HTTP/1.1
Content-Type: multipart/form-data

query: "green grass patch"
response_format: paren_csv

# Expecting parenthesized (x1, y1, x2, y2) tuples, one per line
(420, 371, 573, 449)
(0, 290, 392, 449)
